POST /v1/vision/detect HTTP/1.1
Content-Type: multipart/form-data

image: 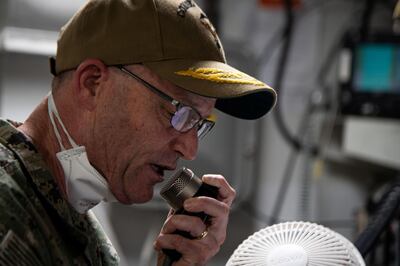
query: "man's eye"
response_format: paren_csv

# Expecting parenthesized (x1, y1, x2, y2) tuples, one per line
(163, 111, 174, 123)
(160, 105, 174, 119)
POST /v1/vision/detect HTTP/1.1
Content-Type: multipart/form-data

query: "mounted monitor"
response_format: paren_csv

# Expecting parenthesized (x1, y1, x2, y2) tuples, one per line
(340, 34, 400, 119)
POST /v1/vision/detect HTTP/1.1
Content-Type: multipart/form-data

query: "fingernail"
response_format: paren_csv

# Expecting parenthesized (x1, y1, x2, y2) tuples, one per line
(184, 201, 193, 209)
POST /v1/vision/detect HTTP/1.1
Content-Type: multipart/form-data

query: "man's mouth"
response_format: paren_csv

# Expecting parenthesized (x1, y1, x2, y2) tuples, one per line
(151, 164, 164, 176)
(150, 164, 174, 178)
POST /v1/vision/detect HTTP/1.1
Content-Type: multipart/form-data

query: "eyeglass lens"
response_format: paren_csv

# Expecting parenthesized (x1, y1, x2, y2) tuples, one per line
(171, 106, 214, 138)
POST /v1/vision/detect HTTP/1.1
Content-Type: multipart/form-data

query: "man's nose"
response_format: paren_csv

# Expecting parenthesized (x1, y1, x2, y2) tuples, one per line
(171, 128, 199, 161)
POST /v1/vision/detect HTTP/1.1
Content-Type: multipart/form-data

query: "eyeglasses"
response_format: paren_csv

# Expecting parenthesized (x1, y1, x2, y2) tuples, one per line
(118, 66, 215, 139)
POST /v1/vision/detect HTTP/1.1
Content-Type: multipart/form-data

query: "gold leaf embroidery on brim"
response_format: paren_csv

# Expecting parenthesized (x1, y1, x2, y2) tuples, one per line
(175, 67, 266, 86)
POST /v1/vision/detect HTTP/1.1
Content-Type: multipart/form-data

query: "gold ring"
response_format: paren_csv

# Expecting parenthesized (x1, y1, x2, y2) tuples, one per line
(196, 230, 208, 240)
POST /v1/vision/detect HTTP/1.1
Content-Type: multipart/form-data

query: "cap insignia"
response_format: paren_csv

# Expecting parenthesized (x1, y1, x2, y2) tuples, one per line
(177, 0, 195, 17)
(200, 13, 221, 50)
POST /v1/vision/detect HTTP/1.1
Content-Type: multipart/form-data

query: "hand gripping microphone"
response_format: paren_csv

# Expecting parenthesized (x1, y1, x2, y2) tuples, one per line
(159, 167, 219, 265)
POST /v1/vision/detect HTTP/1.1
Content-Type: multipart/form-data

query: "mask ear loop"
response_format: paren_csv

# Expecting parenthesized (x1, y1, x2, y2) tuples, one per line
(47, 92, 79, 150)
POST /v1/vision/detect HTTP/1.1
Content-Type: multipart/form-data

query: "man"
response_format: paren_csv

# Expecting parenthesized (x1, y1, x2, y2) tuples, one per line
(0, 0, 276, 265)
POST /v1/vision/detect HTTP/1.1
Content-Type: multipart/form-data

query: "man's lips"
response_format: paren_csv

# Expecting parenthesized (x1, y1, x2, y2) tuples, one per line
(150, 164, 175, 179)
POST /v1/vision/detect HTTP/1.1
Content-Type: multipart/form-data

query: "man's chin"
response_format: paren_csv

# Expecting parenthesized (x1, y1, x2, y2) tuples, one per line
(117, 190, 154, 205)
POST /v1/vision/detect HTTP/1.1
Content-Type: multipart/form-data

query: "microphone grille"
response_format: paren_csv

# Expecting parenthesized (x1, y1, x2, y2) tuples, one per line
(171, 172, 190, 192)
(160, 167, 202, 210)
(161, 168, 191, 193)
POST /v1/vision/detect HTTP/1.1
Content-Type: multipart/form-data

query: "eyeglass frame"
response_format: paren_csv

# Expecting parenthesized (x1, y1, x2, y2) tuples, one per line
(117, 65, 215, 139)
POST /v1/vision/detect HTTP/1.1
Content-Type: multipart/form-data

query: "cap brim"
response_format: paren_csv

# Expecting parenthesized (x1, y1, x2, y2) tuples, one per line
(144, 59, 277, 119)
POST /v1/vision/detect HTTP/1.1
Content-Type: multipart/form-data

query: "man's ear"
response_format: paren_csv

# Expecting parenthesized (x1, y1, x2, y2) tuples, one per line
(73, 59, 109, 110)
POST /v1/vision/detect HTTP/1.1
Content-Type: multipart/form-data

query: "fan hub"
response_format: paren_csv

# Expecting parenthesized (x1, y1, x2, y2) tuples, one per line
(267, 244, 308, 266)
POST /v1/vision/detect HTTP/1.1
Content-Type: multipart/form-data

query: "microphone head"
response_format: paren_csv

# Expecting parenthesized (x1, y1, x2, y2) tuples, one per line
(160, 167, 202, 211)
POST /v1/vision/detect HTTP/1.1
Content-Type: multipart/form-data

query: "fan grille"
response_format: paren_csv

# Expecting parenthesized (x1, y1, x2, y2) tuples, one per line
(227, 222, 365, 266)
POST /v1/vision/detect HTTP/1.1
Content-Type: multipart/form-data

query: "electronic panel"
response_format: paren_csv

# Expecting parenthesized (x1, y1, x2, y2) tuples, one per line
(340, 34, 400, 119)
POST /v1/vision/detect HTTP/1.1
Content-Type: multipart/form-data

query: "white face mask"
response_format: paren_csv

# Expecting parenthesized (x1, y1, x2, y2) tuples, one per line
(47, 93, 117, 213)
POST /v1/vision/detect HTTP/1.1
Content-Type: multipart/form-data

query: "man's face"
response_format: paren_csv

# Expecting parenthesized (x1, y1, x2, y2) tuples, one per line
(86, 65, 216, 204)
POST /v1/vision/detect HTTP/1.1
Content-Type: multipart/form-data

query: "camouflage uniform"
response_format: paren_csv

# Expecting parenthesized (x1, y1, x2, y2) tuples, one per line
(0, 119, 119, 265)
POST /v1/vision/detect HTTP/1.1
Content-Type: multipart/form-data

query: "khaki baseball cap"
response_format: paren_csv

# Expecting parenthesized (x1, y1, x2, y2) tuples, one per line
(51, 0, 277, 119)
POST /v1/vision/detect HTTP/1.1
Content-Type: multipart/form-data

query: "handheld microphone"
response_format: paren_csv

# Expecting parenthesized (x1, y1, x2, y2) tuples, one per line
(159, 167, 219, 264)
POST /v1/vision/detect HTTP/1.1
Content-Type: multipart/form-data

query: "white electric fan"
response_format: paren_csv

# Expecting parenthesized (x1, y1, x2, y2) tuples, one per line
(226, 221, 365, 266)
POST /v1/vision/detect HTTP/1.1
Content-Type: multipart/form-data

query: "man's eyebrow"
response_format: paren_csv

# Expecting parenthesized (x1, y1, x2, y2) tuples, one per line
(178, 98, 211, 119)
(156, 79, 214, 118)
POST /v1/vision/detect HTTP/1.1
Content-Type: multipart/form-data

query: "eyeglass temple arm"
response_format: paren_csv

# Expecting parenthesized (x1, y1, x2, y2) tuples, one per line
(118, 66, 179, 107)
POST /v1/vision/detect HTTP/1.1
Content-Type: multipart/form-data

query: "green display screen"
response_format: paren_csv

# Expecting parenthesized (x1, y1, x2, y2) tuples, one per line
(353, 43, 400, 94)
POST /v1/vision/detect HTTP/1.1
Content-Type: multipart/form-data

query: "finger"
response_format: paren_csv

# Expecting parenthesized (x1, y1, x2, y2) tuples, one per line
(154, 233, 219, 265)
(183, 197, 229, 245)
(161, 214, 207, 238)
(156, 250, 166, 265)
(183, 196, 230, 220)
(202, 175, 236, 206)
